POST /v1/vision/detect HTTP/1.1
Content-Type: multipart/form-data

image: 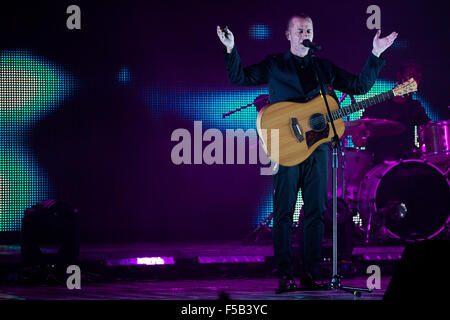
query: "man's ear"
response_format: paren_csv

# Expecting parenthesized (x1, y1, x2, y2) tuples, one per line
(286, 31, 290, 40)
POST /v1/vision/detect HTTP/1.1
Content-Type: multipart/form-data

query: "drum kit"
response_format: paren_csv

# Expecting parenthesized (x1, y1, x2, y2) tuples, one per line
(328, 118, 450, 243)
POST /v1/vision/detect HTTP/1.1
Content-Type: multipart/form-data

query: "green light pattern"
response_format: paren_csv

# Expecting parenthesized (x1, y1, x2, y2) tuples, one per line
(0, 51, 76, 231)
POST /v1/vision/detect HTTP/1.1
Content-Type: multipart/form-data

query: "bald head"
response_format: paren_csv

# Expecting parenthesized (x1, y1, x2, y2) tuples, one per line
(286, 14, 312, 33)
(285, 15, 314, 57)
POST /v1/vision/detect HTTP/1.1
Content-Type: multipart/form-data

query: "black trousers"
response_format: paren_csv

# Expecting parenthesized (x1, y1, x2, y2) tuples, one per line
(272, 144, 329, 279)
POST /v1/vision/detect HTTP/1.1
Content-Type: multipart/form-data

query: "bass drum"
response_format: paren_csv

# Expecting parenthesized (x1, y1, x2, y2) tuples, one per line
(358, 159, 450, 240)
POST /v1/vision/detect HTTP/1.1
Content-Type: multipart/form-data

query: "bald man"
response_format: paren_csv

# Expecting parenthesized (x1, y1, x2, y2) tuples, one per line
(218, 14, 397, 292)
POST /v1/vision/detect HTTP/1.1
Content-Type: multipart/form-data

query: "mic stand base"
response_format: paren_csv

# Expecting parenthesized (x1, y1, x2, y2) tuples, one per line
(329, 274, 372, 297)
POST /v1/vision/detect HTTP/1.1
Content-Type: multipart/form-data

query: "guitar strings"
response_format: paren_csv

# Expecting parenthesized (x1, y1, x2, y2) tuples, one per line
(273, 83, 408, 129)
(307, 90, 394, 127)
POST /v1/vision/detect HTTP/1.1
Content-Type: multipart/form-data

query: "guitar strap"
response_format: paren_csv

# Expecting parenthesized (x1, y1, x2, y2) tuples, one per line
(326, 86, 341, 109)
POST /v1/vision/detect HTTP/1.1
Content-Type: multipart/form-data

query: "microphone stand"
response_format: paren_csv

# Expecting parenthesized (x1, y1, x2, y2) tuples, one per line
(222, 95, 270, 118)
(308, 46, 371, 296)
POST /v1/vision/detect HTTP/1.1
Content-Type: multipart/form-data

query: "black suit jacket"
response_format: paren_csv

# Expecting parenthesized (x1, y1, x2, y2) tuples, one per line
(224, 47, 386, 104)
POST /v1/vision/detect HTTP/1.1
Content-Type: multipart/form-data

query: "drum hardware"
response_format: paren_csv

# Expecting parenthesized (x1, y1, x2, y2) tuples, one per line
(337, 118, 405, 241)
(370, 201, 407, 240)
(418, 120, 450, 157)
(418, 120, 450, 173)
(357, 159, 450, 241)
(247, 118, 450, 244)
(345, 118, 406, 139)
(339, 118, 450, 243)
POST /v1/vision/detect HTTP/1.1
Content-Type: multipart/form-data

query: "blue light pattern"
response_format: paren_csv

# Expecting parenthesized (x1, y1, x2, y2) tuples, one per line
(248, 24, 272, 40)
(117, 66, 131, 84)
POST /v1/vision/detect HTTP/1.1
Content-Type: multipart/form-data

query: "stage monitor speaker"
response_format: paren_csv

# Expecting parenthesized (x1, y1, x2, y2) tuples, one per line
(383, 240, 449, 300)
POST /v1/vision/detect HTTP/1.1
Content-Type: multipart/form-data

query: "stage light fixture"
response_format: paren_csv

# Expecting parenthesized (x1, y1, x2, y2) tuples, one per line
(20, 200, 79, 268)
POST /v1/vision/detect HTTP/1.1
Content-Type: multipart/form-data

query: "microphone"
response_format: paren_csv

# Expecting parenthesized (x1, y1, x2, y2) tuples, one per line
(302, 39, 321, 50)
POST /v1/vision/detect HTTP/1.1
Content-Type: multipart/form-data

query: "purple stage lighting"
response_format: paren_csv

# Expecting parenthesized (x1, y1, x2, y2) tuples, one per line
(198, 255, 265, 264)
(106, 256, 175, 266)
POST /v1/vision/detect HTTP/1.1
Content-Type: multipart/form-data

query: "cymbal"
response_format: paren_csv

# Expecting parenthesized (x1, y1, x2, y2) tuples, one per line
(344, 118, 406, 137)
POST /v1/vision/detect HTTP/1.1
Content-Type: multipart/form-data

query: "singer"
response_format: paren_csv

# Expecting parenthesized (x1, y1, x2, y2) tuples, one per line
(217, 14, 397, 293)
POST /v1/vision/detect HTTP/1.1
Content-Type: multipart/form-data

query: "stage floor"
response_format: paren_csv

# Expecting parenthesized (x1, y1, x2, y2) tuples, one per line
(0, 276, 389, 300)
(0, 241, 399, 300)
(0, 241, 406, 262)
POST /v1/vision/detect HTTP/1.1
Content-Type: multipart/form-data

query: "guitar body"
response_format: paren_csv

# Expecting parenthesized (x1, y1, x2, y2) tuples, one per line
(257, 95, 345, 166)
(255, 79, 417, 167)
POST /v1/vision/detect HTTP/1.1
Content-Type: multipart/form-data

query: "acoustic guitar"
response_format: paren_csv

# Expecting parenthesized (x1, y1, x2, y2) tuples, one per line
(256, 78, 418, 166)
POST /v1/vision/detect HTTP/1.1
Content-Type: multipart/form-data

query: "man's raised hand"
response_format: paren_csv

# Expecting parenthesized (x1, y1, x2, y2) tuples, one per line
(372, 29, 398, 57)
(217, 25, 235, 53)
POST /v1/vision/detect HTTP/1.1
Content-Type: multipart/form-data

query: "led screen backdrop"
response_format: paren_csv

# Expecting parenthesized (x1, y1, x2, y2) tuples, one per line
(0, 51, 77, 231)
(0, 1, 447, 241)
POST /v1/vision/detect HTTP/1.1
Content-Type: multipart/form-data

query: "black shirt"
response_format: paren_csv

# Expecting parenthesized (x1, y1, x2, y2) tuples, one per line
(291, 54, 318, 95)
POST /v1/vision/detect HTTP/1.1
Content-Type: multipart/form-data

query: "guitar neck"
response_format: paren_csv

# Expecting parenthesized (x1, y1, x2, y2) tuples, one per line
(326, 90, 394, 122)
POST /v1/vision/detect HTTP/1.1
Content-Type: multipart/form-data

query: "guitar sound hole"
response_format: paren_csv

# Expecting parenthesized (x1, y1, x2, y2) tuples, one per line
(309, 113, 326, 131)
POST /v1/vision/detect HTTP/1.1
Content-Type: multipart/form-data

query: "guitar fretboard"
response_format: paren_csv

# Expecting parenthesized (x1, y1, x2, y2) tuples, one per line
(326, 90, 394, 122)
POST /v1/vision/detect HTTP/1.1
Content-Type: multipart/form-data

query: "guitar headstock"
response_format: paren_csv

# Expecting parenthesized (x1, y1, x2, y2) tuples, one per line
(393, 77, 418, 97)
